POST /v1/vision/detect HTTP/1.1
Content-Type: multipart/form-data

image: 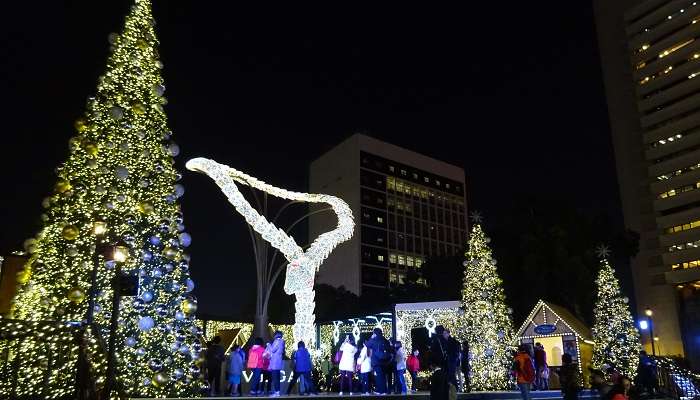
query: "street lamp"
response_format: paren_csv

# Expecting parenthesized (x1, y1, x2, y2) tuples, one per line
(645, 307, 656, 356)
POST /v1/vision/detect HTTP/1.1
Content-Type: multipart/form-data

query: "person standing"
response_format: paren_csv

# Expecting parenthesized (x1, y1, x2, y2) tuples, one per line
(366, 327, 391, 394)
(227, 345, 244, 397)
(247, 337, 266, 396)
(269, 331, 285, 397)
(534, 343, 548, 390)
(206, 336, 226, 396)
(339, 335, 358, 395)
(513, 344, 536, 400)
(394, 341, 408, 394)
(429, 326, 460, 400)
(295, 341, 317, 395)
(406, 349, 421, 393)
(460, 341, 470, 393)
(558, 353, 580, 400)
(358, 341, 373, 395)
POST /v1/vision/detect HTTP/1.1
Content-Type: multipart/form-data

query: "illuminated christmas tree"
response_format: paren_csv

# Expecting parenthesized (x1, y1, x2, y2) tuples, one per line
(11, 0, 204, 397)
(591, 245, 640, 378)
(460, 213, 515, 390)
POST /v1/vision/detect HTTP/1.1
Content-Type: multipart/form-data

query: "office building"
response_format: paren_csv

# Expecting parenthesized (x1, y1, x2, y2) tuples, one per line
(594, 0, 700, 366)
(309, 134, 468, 296)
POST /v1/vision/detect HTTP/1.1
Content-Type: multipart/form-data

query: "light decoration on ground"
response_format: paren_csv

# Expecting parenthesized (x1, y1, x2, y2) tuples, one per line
(394, 302, 463, 389)
(186, 158, 354, 346)
(591, 246, 641, 378)
(459, 219, 515, 390)
(7, 0, 204, 397)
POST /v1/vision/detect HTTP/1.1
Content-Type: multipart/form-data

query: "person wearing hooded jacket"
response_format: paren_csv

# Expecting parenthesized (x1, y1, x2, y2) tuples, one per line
(268, 331, 286, 396)
(338, 335, 358, 395)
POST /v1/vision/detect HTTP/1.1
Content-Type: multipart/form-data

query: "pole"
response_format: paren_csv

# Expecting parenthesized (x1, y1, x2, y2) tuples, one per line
(86, 250, 101, 325)
(105, 262, 122, 399)
(649, 317, 656, 356)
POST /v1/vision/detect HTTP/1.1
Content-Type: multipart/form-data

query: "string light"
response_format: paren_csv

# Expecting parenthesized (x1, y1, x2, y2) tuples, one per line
(591, 250, 641, 378)
(186, 157, 354, 346)
(459, 222, 515, 390)
(6, 0, 204, 397)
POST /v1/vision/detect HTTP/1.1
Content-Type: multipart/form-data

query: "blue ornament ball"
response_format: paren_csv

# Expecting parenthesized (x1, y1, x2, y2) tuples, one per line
(138, 316, 155, 331)
(174, 184, 185, 198)
(175, 310, 186, 321)
(185, 278, 195, 293)
(149, 236, 161, 246)
(178, 232, 192, 247)
(142, 250, 153, 262)
(141, 291, 154, 303)
(125, 336, 137, 347)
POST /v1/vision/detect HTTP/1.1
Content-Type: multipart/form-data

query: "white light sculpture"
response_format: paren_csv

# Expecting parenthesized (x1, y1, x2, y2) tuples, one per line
(186, 157, 354, 345)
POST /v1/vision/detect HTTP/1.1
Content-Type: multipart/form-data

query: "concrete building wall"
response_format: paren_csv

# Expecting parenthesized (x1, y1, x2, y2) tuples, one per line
(595, 0, 700, 364)
(310, 134, 467, 296)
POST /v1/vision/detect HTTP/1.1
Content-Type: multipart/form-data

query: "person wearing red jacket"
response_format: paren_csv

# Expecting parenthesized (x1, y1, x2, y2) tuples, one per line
(247, 338, 266, 395)
(406, 349, 421, 392)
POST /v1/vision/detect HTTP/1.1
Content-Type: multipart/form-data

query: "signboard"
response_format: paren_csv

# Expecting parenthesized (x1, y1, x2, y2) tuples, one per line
(240, 360, 294, 393)
(534, 324, 557, 335)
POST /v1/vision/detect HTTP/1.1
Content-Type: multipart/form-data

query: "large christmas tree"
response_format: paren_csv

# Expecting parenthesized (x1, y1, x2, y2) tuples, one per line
(460, 213, 515, 390)
(591, 245, 641, 378)
(11, 0, 203, 397)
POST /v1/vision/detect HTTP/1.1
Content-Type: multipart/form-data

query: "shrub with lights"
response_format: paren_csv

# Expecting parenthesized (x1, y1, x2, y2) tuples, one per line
(460, 213, 515, 390)
(9, 0, 204, 397)
(591, 245, 641, 378)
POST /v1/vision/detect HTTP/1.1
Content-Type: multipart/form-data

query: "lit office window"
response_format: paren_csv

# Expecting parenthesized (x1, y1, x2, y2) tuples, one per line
(377, 255, 385, 262)
(389, 254, 397, 264)
(398, 255, 406, 265)
(407, 256, 414, 267)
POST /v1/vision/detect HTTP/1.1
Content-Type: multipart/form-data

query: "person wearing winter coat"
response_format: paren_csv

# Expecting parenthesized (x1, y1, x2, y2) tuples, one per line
(406, 349, 420, 392)
(558, 353, 580, 400)
(394, 341, 407, 394)
(268, 331, 285, 396)
(513, 344, 536, 400)
(227, 345, 244, 396)
(262, 344, 272, 395)
(247, 337, 266, 395)
(294, 341, 317, 395)
(339, 335, 358, 395)
(357, 342, 373, 395)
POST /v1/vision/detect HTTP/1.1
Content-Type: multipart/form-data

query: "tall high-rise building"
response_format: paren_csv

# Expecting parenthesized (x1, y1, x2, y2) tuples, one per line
(309, 134, 468, 296)
(595, 0, 700, 366)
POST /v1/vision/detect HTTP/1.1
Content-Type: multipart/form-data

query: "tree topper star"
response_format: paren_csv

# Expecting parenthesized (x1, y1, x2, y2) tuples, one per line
(470, 211, 483, 224)
(595, 244, 611, 259)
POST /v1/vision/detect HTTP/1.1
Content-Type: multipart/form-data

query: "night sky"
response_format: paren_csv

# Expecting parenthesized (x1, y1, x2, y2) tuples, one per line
(0, 2, 621, 318)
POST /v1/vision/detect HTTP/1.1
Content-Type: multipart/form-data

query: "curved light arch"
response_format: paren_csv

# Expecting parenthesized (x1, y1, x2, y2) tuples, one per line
(186, 157, 354, 345)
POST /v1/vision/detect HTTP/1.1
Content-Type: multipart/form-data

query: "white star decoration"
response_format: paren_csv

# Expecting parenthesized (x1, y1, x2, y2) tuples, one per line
(470, 211, 483, 224)
(595, 244, 611, 259)
(186, 157, 354, 345)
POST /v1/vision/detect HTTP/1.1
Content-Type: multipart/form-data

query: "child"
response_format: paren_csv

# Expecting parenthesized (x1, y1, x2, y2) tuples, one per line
(227, 345, 244, 396)
(406, 349, 420, 392)
(247, 338, 265, 395)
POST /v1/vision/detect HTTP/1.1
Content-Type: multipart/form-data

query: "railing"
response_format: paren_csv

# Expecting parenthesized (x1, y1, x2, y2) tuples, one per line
(0, 319, 111, 400)
(652, 356, 700, 400)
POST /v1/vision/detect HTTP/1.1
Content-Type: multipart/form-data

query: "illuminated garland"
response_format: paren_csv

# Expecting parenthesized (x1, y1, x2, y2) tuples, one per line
(201, 320, 295, 357)
(591, 248, 641, 378)
(186, 157, 354, 346)
(460, 222, 515, 390)
(8, 0, 204, 397)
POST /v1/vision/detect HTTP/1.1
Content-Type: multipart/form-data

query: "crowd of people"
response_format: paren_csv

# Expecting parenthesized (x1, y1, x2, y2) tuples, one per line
(203, 329, 662, 400)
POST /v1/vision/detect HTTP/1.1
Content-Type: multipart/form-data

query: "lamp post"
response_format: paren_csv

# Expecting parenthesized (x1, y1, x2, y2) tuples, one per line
(86, 220, 108, 325)
(104, 241, 129, 399)
(645, 307, 656, 356)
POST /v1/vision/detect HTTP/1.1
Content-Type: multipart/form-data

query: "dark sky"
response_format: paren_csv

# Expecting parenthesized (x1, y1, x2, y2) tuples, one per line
(0, 2, 622, 318)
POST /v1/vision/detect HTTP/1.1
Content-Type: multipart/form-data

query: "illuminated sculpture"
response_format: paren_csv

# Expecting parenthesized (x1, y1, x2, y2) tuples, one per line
(186, 157, 354, 345)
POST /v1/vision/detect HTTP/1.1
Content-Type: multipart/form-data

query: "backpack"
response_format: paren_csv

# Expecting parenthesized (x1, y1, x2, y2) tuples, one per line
(378, 339, 395, 366)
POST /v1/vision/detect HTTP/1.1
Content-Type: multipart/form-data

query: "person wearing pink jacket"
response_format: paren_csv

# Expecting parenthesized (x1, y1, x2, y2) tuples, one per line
(247, 338, 266, 395)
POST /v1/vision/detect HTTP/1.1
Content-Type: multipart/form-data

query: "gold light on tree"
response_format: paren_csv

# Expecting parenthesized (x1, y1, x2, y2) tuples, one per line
(186, 157, 354, 346)
(459, 213, 515, 390)
(591, 245, 641, 378)
(8, 0, 204, 397)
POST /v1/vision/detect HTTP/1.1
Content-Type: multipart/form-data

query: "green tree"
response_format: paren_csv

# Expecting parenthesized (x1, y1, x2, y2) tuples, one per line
(11, 0, 203, 396)
(591, 246, 641, 378)
(460, 217, 515, 390)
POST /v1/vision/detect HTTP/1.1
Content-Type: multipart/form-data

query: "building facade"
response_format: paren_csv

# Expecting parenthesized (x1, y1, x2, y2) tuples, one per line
(595, 0, 700, 366)
(309, 134, 467, 296)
